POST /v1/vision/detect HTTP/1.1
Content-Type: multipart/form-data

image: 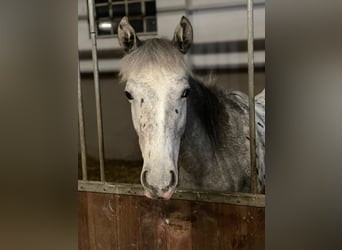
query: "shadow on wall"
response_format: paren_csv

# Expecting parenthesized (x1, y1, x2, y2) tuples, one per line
(79, 71, 265, 161)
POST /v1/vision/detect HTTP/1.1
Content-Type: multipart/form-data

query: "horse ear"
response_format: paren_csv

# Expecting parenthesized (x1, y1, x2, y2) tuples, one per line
(117, 16, 141, 53)
(172, 16, 193, 54)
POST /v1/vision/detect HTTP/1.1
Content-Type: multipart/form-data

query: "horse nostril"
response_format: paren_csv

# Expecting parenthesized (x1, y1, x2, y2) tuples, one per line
(161, 171, 177, 193)
(142, 169, 176, 197)
(141, 170, 149, 188)
(169, 170, 176, 187)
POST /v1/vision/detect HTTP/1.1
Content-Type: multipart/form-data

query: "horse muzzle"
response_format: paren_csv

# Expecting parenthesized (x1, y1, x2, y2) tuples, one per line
(141, 169, 177, 200)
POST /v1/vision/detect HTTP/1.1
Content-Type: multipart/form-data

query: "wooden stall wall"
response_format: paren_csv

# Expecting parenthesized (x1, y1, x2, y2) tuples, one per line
(78, 192, 264, 250)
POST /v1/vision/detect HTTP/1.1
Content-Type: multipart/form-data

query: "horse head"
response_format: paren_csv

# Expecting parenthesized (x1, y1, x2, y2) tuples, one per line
(118, 16, 193, 199)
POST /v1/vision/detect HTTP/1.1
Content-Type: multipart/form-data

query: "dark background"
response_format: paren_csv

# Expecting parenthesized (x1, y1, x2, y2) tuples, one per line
(0, 0, 341, 249)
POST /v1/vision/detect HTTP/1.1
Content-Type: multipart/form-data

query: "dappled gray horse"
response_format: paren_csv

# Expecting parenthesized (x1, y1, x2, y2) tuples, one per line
(118, 16, 265, 199)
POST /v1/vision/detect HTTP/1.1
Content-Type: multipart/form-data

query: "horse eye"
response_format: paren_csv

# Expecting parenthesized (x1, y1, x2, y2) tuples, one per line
(124, 91, 134, 100)
(181, 88, 190, 98)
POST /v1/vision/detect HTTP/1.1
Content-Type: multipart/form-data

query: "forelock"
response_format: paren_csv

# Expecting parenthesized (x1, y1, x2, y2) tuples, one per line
(119, 38, 190, 82)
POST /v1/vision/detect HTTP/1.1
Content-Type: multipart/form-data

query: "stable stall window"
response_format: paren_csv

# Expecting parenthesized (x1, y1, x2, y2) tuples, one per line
(94, 0, 157, 37)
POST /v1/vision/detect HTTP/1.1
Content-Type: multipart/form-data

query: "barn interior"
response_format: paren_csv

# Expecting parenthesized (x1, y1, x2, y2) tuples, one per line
(78, 0, 265, 183)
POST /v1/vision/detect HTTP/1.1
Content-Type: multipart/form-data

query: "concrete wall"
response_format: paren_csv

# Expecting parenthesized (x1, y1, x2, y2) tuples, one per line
(81, 74, 140, 161)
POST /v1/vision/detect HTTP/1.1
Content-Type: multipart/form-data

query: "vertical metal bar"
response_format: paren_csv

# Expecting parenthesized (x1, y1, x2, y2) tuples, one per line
(124, 0, 128, 20)
(185, 0, 193, 67)
(87, 0, 106, 182)
(185, 0, 191, 15)
(142, 0, 146, 33)
(78, 61, 88, 181)
(247, 0, 257, 193)
(109, 0, 114, 35)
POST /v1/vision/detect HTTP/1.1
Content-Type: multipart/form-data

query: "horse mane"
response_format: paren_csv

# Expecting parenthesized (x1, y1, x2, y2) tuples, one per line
(186, 76, 226, 147)
(187, 76, 253, 148)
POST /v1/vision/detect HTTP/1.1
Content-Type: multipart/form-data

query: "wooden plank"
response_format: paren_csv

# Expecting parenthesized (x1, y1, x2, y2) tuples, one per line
(137, 198, 167, 250)
(87, 192, 118, 249)
(86, 192, 96, 249)
(191, 202, 220, 250)
(116, 195, 140, 249)
(78, 192, 90, 250)
(163, 200, 192, 250)
(216, 204, 249, 250)
(78, 192, 265, 250)
(246, 206, 265, 250)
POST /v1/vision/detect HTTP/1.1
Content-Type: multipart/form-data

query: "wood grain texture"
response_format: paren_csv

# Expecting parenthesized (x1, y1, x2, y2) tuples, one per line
(78, 191, 90, 250)
(78, 192, 265, 250)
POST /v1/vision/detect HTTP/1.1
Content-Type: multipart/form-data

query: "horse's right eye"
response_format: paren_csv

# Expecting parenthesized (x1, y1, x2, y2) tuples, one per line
(125, 91, 134, 100)
(181, 88, 190, 98)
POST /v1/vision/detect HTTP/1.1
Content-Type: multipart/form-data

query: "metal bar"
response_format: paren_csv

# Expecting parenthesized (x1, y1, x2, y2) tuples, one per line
(87, 0, 106, 182)
(109, 0, 114, 35)
(141, 0, 146, 33)
(184, 0, 193, 68)
(247, 0, 257, 193)
(156, 0, 265, 14)
(78, 61, 88, 181)
(78, 180, 265, 207)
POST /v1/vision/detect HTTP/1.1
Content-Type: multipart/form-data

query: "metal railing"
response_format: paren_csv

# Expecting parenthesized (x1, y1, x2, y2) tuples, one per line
(77, 0, 264, 207)
(247, 0, 257, 193)
(87, 0, 106, 182)
(78, 61, 88, 181)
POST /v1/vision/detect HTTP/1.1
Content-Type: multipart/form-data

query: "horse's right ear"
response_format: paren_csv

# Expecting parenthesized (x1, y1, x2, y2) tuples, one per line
(172, 16, 193, 54)
(117, 17, 141, 53)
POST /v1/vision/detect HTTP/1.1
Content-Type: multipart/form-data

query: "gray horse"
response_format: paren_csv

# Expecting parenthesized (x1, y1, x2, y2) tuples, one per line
(118, 16, 265, 199)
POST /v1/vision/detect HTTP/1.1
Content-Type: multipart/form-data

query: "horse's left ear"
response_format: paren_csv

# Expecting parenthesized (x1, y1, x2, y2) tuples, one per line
(172, 16, 193, 54)
(117, 16, 141, 53)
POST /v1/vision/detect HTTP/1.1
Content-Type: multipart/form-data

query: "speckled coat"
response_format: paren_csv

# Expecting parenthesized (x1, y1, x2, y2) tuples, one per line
(178, 77, 265, 193)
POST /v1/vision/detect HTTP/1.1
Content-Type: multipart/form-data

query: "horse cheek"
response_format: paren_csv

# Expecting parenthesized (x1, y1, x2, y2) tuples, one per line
(130, 104, 140, 134)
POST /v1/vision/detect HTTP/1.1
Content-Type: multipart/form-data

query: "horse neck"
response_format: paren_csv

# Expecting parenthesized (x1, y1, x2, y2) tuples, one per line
(179, 76, 222, 163)
(188, 76, 221, 144)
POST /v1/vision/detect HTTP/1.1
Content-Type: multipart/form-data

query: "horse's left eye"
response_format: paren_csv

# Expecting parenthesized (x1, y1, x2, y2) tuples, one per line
(124, 91, 134, 100)
(181, 88, 190, 98)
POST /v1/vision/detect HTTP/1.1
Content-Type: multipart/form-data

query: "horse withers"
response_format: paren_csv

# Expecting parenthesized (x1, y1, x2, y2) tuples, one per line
(117, 16, 265, 199)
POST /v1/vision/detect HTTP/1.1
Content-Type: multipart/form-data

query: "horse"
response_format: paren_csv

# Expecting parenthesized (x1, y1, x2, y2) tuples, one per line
(117, 16, 265, 199)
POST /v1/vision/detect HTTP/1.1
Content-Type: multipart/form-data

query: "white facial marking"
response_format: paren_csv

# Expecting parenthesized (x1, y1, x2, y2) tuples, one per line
(125, 67, 189, 196)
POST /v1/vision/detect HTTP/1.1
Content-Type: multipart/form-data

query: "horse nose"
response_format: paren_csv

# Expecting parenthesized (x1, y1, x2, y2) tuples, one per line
(141, 170, 150, 190)
(141, 170, 177, 199)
